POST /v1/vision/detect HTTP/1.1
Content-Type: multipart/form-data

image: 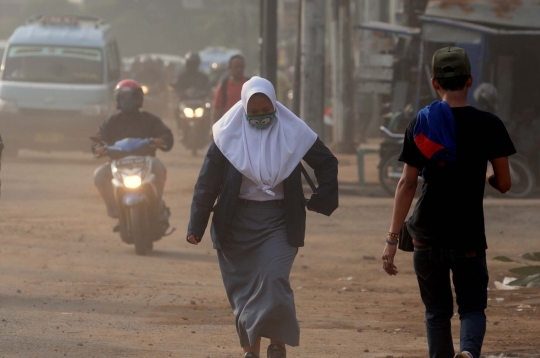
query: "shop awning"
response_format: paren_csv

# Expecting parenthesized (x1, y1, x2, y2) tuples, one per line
(355, 21, 421, 36)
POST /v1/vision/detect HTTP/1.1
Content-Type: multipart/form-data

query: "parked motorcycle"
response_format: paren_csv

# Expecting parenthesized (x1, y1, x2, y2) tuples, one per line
(175, 88, 211, 156)
(500, 155, 535, 198)
(379, 121, 536, 198)
(378, 106, 421, 196)
(93, 137, 172, 255)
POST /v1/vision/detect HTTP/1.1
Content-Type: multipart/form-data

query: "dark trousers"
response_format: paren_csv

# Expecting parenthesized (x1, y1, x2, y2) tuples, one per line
(414, 246, 489, 358)
(94, 158, 167, 218)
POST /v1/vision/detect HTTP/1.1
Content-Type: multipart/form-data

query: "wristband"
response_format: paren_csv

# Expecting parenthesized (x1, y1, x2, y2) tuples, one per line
(386, 238, 398, 245)
(387, 231, 400, 239)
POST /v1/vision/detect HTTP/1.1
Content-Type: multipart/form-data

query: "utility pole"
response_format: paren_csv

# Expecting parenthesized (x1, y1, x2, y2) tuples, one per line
(300, 0, 326, 137)
(292, 0, 303, 116)
(330, 0, 356, 153)
(340, 0, 355, 152)
(260, 0, 278, 88)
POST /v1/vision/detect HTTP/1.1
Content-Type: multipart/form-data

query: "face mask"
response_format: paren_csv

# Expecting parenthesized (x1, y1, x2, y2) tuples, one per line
(245, 111, 276, 130)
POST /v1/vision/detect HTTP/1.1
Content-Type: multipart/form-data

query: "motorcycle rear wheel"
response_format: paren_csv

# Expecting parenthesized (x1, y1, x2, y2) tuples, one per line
(505, 157, 535, 198)
(379, 153, 404, 196)
(129, 206, 152, 256)
(379, 153, 423, 197)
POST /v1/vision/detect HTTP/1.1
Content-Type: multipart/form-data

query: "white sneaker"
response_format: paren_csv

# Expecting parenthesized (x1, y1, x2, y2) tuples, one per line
(454, 352, 474, 358)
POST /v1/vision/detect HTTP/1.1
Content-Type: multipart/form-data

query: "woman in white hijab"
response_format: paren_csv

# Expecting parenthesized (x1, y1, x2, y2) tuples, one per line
(187, 77, 338, 358)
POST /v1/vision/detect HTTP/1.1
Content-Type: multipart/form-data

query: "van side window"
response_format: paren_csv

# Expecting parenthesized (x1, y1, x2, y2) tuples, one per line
(107, 42, 120, 82)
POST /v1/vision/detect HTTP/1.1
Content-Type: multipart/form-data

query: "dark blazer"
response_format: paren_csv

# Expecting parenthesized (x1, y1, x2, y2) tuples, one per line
(187, 138, 338, 249)
(92, 110, 174, 156)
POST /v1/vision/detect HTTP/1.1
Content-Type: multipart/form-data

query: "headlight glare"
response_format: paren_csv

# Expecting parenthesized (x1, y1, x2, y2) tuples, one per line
(124, 175, 142, 189)
(195, 107, 204, 118)
(141, 85, 149, 95)
(183, 107, 194, 118)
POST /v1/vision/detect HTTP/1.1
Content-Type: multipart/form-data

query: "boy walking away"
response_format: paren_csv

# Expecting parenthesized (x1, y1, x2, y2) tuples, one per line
(381, 47, 516, 358)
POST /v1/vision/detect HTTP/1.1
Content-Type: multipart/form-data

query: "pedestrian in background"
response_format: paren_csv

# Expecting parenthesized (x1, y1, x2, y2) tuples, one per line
(187, 77, 338, 358)
(382, 47, 515, 358)
(212, 54, 250, 123)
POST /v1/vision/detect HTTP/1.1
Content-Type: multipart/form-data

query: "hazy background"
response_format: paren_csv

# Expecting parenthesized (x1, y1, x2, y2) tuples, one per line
(0, 0, 261, 71)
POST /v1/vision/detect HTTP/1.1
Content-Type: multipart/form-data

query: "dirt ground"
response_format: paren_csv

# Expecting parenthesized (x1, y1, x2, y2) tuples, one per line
(0, 137, 539, 358)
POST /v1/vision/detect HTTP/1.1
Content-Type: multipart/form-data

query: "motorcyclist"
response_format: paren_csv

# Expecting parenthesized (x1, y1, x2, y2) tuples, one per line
(93, 79, 174, 232)
(171, 51, 210, 99)
(132, 56, 165, 89)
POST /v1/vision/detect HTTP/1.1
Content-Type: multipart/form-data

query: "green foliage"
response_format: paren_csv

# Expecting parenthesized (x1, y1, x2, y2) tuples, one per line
(509, 273, 540, 287)
(522, 252, 540, 262)
(508, 266, 540, 276)
(494, 253, 540, 287)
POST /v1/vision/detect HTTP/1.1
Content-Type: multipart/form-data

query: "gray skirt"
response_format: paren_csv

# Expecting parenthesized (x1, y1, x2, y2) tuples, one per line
(217, 200, 299, 347)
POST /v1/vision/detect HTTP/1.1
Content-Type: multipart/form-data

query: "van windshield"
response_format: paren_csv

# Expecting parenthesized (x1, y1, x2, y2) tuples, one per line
(3, 45, 104, 84)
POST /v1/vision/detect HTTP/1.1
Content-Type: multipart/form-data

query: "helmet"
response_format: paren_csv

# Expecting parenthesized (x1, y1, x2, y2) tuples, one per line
(185, 51, 201, 71)
(114, 79, 144, 111)
(474, 83, 498, 112)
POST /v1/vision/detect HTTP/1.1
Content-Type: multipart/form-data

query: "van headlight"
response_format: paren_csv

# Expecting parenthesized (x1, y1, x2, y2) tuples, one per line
(81, 103, 109, 117)
(194, 107, 204, 118)
(124, 175, 142, 189)
(183, 107, 194, 118)
(0, 98, 19, 114)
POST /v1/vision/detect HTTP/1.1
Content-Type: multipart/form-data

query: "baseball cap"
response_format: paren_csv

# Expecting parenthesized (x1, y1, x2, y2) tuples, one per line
(432, 46, 471, 79)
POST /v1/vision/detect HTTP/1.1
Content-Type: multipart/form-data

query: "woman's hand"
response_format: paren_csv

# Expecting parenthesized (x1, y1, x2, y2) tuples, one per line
(381, 242, 398, 276)
(94, 146, 106, 157)
(187, 235, 199, 245)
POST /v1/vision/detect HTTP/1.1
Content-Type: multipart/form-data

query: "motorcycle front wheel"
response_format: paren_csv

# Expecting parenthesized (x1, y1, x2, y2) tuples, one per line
(129, 206, 152, 256)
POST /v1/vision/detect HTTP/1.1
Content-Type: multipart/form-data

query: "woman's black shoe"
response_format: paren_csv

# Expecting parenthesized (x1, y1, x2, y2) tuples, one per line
(245, 352, 259, 358)
(267, 343, 286, 358)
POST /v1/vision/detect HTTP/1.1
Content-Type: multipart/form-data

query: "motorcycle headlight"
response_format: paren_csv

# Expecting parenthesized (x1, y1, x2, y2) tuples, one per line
(0, 98, 19, 114)
(195, 107, 204, 118)
(124, 175, 142, 189)
(141, 85, 149, 95)
(183, 107, 195, 118)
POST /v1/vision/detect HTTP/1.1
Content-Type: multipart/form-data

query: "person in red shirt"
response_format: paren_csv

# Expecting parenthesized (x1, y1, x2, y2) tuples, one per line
(212, 54, 249, 123)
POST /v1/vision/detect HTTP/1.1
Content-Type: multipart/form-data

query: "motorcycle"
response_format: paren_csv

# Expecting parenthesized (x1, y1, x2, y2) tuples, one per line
(175, 88, 211, 156)
(379, 118, 536, 198)
(379, 125, 407, 196)
(93, 137, 172, 255)
(378, 106, 422, 196)
(491, 154, 535, 198)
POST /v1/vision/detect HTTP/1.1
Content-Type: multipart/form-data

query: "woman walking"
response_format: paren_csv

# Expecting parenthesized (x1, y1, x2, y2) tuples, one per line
(187, 77, 338, 358)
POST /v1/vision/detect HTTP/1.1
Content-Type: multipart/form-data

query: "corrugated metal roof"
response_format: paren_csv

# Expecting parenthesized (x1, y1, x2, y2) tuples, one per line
(8, 23, 112, 48)
(425, 0, 540, 29)
(420, 15, 540, 35)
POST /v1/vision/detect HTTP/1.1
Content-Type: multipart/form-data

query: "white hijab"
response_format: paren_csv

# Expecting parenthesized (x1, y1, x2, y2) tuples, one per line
(213, 76, 318, 196)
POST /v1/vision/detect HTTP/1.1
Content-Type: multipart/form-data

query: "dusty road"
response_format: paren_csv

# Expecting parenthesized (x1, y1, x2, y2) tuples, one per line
(0, 142, 539, 358)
